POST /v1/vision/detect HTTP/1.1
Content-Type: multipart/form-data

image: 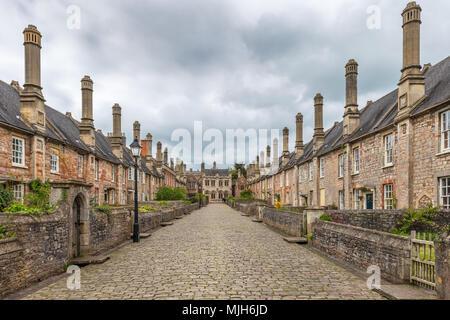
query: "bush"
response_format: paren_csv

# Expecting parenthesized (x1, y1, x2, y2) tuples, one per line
(139, 206, 156, 212)
(390, 205, 438, 235)
(319, 214, 332, 222)
(94, 204, 112, 215)
(155, 187, 187, 201)
(0, 187, 13, 211)
(158, 201, 170, 206)
(240, 189, 253, 200)
(0, 215, 15, 239)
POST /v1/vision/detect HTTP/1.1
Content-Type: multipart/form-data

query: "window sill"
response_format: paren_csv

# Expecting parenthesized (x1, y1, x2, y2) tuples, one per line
(382, 164, 394, 169)
(50, 171, 60, 175)
(436, 150, 450, 157)
(338, 176, 344, 179)
(352, 172, 360, 176)
(12, 164, 28, 169)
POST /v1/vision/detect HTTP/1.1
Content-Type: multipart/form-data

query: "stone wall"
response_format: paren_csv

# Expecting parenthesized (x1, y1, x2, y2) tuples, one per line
(435, 234, 450, 300)
(139, 210, 162, 233)
(0, 207, 69, 298)
(261, 207, 305, 237)
(325, 209, 450, 233)
(89, 208, 131, 255)
(312, 220, 410, 283)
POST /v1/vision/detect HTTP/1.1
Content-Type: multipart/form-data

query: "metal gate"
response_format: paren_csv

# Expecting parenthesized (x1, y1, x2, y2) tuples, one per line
(410, 231, 435, 290)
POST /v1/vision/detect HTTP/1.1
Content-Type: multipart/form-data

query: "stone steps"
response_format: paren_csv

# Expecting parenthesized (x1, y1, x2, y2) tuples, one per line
(282, 237, 308, 244)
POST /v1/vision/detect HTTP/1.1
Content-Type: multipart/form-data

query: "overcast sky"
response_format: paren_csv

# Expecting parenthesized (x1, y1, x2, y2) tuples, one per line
(1, 0, 449, 168)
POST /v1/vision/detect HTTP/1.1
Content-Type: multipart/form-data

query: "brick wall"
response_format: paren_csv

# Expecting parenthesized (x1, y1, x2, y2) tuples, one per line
(312, 220, 410, 283)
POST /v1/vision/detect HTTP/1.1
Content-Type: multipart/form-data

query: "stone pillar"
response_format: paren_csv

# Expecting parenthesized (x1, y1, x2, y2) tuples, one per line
(435, 234, 450, 300)
(79, 76, 95, 147)
(295, 113, 304, 156)
(313, 94, 325, 152)
(133, 121, 141, 141)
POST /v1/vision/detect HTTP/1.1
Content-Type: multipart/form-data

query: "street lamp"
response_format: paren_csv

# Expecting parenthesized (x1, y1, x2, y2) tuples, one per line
(130, 138, 142, 243)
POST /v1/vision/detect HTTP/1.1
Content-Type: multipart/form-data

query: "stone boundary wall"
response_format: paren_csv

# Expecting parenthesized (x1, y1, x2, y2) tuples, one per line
(0, 206, 69, 298)
(261, 207, 305, 237)
(0, 202, 200, 298)
(325, 209, 450, 233)
(312, 220, 411, 283)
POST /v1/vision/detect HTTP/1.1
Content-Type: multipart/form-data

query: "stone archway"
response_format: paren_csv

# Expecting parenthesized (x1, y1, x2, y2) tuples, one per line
(70, 192, 89, 258)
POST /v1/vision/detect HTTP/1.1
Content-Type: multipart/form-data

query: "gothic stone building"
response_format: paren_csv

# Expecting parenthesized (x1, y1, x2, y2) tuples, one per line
(248, 2, 450, 211)
(201, 162, 232, 202)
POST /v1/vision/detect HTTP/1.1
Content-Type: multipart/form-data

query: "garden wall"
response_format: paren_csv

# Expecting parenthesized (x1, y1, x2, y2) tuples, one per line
(261, 207, 305, 237)
(0, 205, 69, 298)
(312, 220, 411, 283)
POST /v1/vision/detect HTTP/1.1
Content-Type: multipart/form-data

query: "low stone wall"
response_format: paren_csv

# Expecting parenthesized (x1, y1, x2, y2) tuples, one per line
(160, 208, 178, 222)
(312, 220, 410, 283)
(261, 207, 305, 237)
(435, 234, 450, 300)
(139, 211, 162, 233)
(184, 203, 199, 214)
(325, 209, 450, 233)
(89, 208, 131, 256)
(233, 200, 267, 216)
(0, 206, 69, 298)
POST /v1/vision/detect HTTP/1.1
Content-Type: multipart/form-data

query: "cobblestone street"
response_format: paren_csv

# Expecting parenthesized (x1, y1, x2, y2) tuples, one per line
(23, 204, 383, 300)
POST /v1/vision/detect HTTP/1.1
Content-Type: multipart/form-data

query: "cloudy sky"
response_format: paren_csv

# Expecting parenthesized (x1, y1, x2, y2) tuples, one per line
(1, 0, 449, 168)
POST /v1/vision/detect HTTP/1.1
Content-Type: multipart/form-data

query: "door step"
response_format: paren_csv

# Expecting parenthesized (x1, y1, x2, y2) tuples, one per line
(252, 218, 263, 223)
(175, 216, 183, 219)
(70, 255, 110, 267)
(241, 214, 249, 217)
(161, 222, 174, 226)
(282, 237, 308, 244)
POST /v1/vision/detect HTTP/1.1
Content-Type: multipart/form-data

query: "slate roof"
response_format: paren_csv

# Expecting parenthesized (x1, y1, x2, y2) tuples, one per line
(204, 169, 231, 177)
(0, 81, 33, 132)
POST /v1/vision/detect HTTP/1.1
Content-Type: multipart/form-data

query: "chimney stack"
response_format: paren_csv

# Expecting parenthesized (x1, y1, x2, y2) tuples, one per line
(266, 145, 271, 168)
(213, 161, 217, 170)
(164, 148, 168, 165)
(156, 141, 162, 165)
(133, 121, 141, 141)
(273, 138, 279, 169)
(143, 133, 153, 158)
(343, 60, 360, 136)
(201, 162, 205, 174)
(313, 93, 325, 152)
(170, 158, 174, 170)
(260, 151, 265, 169)
(397, 2, 425, 119)
(295, 113, 304, 156)
(20, 25, 46, 131)
(282, 127, 289, 163)
(79, 76, 95, 147)
(111, 104, 123, 159)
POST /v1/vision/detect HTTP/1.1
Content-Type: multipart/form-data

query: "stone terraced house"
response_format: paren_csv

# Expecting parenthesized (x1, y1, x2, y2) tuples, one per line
(0, 25, 187, 255)
(248, 2, 450, 211)
(200, 162, 232, 202)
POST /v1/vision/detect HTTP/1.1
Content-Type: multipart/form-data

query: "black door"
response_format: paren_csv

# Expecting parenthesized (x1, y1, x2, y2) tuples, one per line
(366, 193, 374, 210)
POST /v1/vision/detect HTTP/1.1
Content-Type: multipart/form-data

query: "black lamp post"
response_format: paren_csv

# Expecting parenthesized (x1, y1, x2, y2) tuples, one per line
(130, 138, 142, 243)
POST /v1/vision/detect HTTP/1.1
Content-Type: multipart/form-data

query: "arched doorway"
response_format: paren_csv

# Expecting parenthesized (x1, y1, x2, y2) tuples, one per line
(72, 195, 83, 258)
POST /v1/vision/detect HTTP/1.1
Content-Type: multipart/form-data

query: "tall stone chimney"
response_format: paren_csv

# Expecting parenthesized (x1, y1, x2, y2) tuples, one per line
(111, 104, 123, 159)
(273, 138, 279, 169)
(266, 145, 271, 168)
(79, 76, 95, 147)
(282, 127, 290, 164)
(213, 161, 217, 170)
(295, 113, 304, 157)
(397, 2, 425, 120)
(201, 162, 205, 175)
(343, 60, 360, 136)
(156, 141, 162, 165)
(260, 151, 265, 168)
(20, 25, 46, 132)
(313, 93, 325, 152)
(170, 158, 174, 170)
(164, 147, 168, 165)
(133, 121, 141, 141)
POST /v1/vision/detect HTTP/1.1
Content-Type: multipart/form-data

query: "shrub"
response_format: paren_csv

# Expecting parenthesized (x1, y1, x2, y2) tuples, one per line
(390, 205, 438, 235)
(158, 201, 170, 206)
(274, 202, 282, 209)
(0, 187, 13, 211)
(94, 204, 112, 215)
(240, 189, 253, 200)
(139, 206, 156, 212)
(0, 215, 15, 239)
(156, 186, 187, 201)
(319, 214, 332, 222)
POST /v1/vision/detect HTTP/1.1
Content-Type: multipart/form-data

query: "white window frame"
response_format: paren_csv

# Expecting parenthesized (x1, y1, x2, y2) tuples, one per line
(339, 190, 345, 210)
(440, 177, 450, 209)
(353, 189, 360, 209)
(12, 136, 25, 167)
(338, 154, 344, 178)
(111, 164, 115, 182)
(111, 190, 115, 205)
(13, 184, 24, 201)
(78, 154, 83, 177)
(286, 172, 289, 186)
(353, 148, 360, 174)
(384, 184, 394, 209)
(441, 110, 450, 152)
(319, 158, 325, 178)
(299, 167, 303, 183)
(94, 159, 99, 181)
(50, 151, 60, 174)
(309, 162, 313, 181)
(384, 134, 394, 166)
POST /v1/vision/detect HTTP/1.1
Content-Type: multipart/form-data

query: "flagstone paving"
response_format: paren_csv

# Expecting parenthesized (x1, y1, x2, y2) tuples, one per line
(23, 204, 383, 300)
